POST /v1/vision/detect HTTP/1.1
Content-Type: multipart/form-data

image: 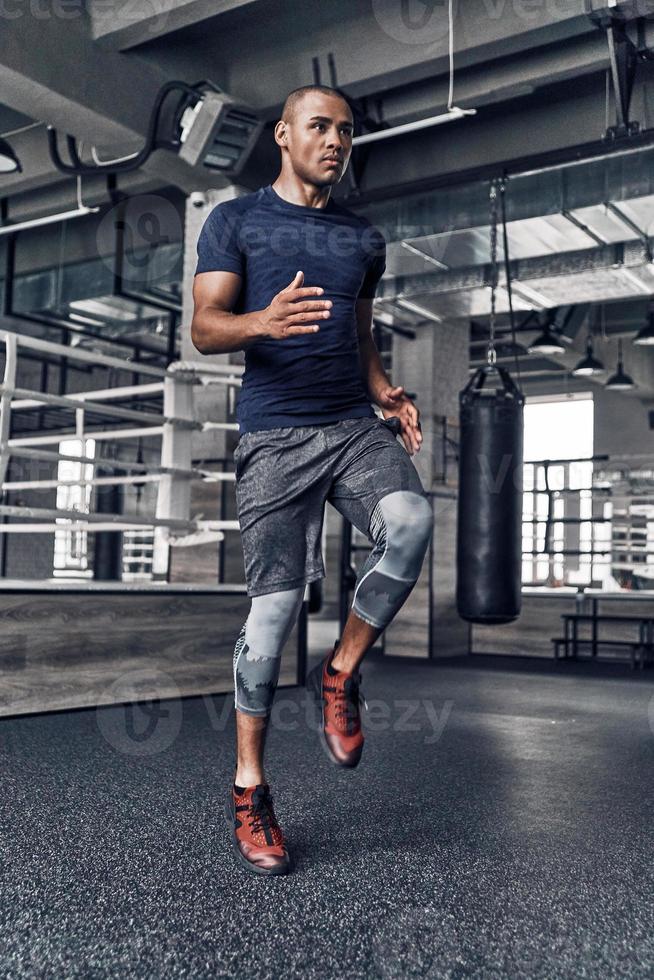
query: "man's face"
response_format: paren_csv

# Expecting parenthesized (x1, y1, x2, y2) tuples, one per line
(279, 92, 353, 187)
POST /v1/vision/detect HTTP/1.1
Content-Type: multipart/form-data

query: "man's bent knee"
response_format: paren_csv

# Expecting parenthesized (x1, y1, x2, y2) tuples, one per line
(352, 491, 433, 630)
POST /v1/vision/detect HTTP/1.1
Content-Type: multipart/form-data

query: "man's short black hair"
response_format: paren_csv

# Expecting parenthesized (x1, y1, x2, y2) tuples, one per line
(281, 85, 353, 124)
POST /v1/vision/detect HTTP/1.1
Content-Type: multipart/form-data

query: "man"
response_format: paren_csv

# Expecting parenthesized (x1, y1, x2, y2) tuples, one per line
(191, 85, 433, 876)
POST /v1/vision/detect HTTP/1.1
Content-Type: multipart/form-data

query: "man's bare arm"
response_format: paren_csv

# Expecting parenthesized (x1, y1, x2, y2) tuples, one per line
(191, 271, 265, 355)
(191, 270, 332, 356)
(355, 297, 392, 403)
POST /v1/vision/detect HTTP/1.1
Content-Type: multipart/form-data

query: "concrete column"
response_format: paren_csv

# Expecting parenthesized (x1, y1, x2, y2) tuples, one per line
(173, 185, 249, 584)
(384, 321, 470, 659)
(181, 184, 250, 461)
(152, 372, 194, 579)
(430, 321, 470, 659)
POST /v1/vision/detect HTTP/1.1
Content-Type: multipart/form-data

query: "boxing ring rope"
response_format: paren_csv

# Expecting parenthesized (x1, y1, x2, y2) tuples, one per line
(0, 329, 244, 575)
(5, 447, 233, 483)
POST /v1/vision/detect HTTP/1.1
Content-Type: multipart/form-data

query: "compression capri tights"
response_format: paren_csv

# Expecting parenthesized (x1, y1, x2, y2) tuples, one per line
(233, 489, 433, 717)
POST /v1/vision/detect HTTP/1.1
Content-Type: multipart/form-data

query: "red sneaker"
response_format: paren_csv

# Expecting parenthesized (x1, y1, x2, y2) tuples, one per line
(224, 782, 290, 876)
(306, 642, 366, 768)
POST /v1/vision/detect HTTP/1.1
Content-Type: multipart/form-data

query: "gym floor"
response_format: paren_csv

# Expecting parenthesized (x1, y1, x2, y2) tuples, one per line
(1, 652, 653, 978)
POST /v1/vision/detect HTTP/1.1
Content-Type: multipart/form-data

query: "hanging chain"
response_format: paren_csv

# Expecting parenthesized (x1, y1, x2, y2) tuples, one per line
(487, 179, 499, 367)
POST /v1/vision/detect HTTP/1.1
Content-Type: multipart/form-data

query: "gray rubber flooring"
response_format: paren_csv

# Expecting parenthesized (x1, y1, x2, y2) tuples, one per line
(1, 653, 654, 978)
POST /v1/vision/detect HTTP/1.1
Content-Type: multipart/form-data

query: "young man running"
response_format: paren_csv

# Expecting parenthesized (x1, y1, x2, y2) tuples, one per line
(192, 85, 433, 876)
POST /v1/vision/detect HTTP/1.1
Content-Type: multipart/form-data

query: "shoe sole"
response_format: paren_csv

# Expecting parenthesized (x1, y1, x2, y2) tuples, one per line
(223, 798, 291, 877)
(305, 662, 362, 769)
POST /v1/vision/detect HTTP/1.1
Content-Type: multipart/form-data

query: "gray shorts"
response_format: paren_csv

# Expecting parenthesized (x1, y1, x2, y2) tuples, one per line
(233, 415, 428, 597)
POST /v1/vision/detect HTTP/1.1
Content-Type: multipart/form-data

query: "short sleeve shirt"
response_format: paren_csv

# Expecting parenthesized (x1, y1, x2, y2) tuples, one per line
(195, 184, 386, 433)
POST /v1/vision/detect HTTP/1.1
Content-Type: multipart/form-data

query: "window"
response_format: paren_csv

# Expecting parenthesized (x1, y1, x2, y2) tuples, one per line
(53, 438, 96, 579)
(521, 393, 608, 588)
(122, 529, 154, 582)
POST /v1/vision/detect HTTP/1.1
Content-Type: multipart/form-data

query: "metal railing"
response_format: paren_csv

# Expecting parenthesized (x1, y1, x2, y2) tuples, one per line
(0, 328, 245, 580)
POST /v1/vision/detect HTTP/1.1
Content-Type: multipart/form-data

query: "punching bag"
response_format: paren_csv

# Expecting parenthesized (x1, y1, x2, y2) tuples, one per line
(456, 364, 524, 624)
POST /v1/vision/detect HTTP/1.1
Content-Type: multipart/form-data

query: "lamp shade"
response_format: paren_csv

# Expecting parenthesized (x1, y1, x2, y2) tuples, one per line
(606, 364, 635, 390)
(572, 336, 605, 376)
(527, 325, 565, 355)
(633, 310, 654, 346)
(606, 340, 635, 390)
(0, 137, 21, 174)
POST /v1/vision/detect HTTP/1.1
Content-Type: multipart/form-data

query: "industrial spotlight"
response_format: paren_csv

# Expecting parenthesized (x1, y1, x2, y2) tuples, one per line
(0, 137, 21, 174)
(633, 305, 654, 346)
(177, 91, 262, 175)
(47, 81, 262, 179)
(606, 340, 635, 391)
(527, 317, 565, 355)
(572, 334, 605, 376)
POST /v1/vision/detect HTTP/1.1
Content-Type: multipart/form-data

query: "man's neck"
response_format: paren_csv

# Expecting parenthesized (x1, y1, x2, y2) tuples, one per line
(271, 178, 331, 210)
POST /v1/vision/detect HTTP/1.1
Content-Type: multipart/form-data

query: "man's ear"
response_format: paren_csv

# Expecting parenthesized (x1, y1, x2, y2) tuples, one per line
(274, 121, 287, 146)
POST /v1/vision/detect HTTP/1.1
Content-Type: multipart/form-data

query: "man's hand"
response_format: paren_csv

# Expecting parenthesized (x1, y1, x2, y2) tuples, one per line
(260, 270, 331, 340)
(377, 384, 423, 456)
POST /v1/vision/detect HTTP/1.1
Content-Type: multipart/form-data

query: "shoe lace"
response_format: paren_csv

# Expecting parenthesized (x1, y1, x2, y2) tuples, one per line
(247, 787, 279, 839)
(326, 674, 367, 734)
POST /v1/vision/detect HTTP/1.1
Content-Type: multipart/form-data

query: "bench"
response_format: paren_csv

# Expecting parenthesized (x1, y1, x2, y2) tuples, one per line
(552, 636, 646, 669)
(553, 612, 654, 670)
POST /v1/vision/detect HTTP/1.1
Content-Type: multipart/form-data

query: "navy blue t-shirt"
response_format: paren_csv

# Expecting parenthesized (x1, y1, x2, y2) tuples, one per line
(194, 184, 386, 433)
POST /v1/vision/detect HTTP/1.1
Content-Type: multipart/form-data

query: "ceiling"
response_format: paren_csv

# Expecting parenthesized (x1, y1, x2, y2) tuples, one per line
(0, 0, 652, 396)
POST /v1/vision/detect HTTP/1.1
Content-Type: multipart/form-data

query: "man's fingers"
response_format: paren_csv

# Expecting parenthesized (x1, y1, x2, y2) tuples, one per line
(287, 310, 330, 323)
(286, 299, 332, 312)
(283, 271, 303, 291)
(281, 271, 304, 293)
(289, 286, 325, 298)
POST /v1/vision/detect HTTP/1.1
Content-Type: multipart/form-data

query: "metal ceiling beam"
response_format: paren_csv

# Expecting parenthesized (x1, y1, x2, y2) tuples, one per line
(0, 15, 228, 196)
(2, 0, 651, 206)
(375, 33, 611, 133)
(188, 0, 594, 113)
(360, 141, 654, 242)
(379, 240, 654, 303)
(345, 66, 654, 210)
(88, 0, 261, 51)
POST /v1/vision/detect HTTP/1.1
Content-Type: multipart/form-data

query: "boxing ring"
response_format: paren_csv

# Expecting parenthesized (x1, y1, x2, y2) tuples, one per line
(0, 329, 244, 567)
(0, 329, 306, 717)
